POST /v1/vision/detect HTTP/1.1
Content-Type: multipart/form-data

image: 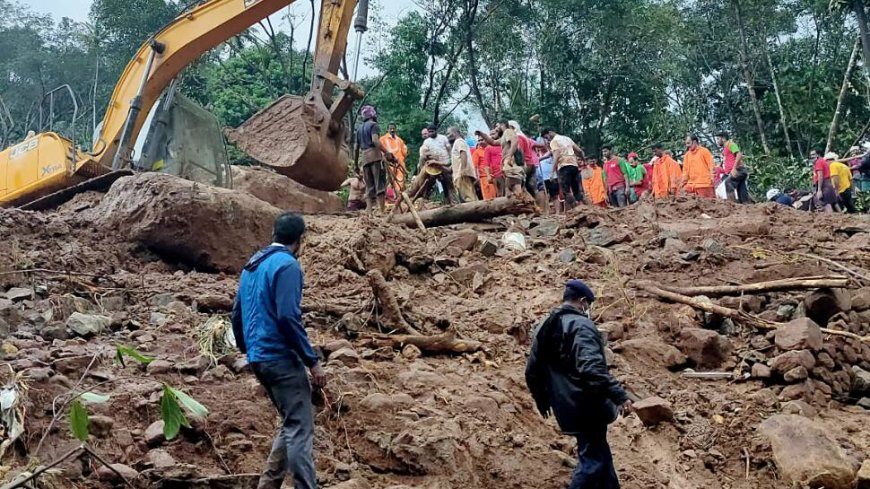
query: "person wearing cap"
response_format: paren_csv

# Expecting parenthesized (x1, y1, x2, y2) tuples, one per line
(827, 152, 856, 213)
(766, 188, 794, 207)
(355, 106, 397, 213)
(809, 148, 838, 213)
(526, 280, 632, 489)
(716, 131, 750, 204)
(625, 152, 647, 203)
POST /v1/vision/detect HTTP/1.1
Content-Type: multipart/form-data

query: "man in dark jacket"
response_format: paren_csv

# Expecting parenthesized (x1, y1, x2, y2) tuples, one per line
(526, 280, 632, 489)
(232, 212, 327, 489)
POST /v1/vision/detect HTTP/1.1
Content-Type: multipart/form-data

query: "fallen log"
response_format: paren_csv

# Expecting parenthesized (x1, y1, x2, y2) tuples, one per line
(391, 197, 537, 228)
(366, 270, 420, 335)
(638, 282, 870, 343)
(660, 276, 849, 297)
(365, 326, 482, 354)
(793, 252, 870, 284)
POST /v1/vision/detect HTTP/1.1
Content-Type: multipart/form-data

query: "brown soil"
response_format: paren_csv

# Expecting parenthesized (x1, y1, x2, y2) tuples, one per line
(1, 190, 869, 489)
(231, 166, 344, 214)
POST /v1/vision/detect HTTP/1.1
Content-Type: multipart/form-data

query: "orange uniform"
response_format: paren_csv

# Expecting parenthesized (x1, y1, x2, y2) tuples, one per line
(472, 146, 497, 200)
(682, 146, 715, 197)
(380, 133, 408, 191)
(651, 155, 682, 198)
(582, 165, 608, 206)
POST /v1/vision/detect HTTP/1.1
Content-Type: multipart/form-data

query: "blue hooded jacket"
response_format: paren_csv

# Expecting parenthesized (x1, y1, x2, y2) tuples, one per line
(231, 245, 319, 367)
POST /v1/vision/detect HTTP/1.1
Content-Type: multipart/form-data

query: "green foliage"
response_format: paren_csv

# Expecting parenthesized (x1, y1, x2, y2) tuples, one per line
(79, 392, 111, 404)
(115, 345, 154, 367)
(69, 399, 89, 442)
(160, 384, 208, 440)
(746, 156, 813, 200)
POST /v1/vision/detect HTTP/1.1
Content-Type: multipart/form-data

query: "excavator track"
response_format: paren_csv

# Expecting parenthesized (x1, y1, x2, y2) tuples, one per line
(20, 170, 134, 211)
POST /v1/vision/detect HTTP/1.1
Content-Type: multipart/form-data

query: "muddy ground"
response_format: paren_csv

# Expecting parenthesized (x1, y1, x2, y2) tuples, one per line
(0, 180, 869, 489)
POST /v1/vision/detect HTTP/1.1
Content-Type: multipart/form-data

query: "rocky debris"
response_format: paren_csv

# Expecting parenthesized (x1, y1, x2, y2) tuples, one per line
(775, 318, 823, 351)
(401, 344, 422, 360)
(781, 400, 817, 418)
(329, 347, 360, 367)
(859, 397, 870, 410)
(857, 460, 870, 489)
(854, 366, 870, 396)
(438, 229, 479, 251)
(751, 363, 772, 379)
(557, 248, 577, 263)
(783, 366, 809, 383)
(66, 312, 111, 338)
(146, 448, 176, 469)
(329, 479, 372, 489)
(676, 328, 732, 369)
(804, 288, 851, 325)
(359, 393, 415, 412)
(177, 356, 210, 375)
(96, 463, 139, 483)
(663, 238, 688, 254)
(39, 323, 70, 341)
(633, 396, 674, 426)
(702, 238, 725, 257)
(5, 287, 32, 301)
(231, 165, 344, 213)
(529, 219, 560, 238)
(758, 415, 855, 489)
(145, 420, 166, 446)
(146, 359, 173, 375)
(150, 312, 168, 327)
(92, 173, 282, 272)
(476, 237, 498, 257)
(617, 338, 688, 370)
(89, 415, 115, 438)
(587, 227, 630, 247)
(851, 288, 870, 311)
(598, 322, 624, 342)
(770, 350, 815, 375)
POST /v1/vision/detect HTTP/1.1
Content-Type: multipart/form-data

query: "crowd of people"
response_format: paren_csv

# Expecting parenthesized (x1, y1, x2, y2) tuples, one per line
(346, 105, 870, 215)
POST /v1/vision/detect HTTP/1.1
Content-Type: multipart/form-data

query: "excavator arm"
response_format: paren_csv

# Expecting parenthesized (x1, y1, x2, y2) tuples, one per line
(98, 0, 361, 172)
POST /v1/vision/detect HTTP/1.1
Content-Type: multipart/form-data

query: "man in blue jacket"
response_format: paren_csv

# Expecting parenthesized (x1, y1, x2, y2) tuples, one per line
(526, 280, 632, 489)
(232, 212, 326, 489)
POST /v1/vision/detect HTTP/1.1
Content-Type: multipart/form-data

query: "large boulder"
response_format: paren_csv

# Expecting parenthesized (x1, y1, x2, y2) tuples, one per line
(632, 396, 674, 426)
(66, 312, 111, 338)
(93, 174, 282, 272)
(676, 328, 733, 369)
(231, 166, 343, 214)
(617, 338, 688, 370)
(775, 318, 823, 352)
(758, 415, 855, 489)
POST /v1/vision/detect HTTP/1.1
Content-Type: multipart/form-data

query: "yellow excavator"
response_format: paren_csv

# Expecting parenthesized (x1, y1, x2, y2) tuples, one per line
(0, 0, 366, 210)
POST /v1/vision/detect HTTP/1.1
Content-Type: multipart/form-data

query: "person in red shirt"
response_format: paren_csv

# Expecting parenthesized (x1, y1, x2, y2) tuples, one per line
(510, 121, 540, 198)
(810, 147, 837, 213)
(484, 129, 505, 197)
(602, 145, 629, 207)
(717, 131, 750, 203)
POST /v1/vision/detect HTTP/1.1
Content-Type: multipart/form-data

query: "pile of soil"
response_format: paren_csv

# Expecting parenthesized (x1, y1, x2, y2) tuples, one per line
(1, 182, 869, 489)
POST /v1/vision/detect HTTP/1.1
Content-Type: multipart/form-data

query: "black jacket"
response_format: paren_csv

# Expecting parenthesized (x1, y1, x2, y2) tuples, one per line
(525, 305, 628, 435)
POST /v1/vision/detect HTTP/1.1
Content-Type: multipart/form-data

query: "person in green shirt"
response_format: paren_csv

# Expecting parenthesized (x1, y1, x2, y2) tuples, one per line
(624, 152, 646, 203)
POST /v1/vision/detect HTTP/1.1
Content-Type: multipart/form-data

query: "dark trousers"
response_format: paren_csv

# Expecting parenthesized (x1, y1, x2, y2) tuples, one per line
(558, 166, 583, 209)
(525, 165, 538, 197)
(251, 359, 317, 489)
(609, 187, 627, 208)
(569, 424, 620, 489)
(724, 168, 750, 204)
(840, 188, 857, 214)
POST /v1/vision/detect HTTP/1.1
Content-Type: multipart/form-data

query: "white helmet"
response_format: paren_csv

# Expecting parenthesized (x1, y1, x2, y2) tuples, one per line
(766, 188, 781, 201)
(824, 152, 839, 161)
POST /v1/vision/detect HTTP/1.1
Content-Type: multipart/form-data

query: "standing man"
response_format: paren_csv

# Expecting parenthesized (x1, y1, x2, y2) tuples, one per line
(232, 213, 326, 489)
(448, 127, 478, 203)
(650, 144, 681, 199)
(380, 123, 409, 195)
(526, 280, 632, 489)
(542, 129, 585, 209)
(484, 129, 506, 197)
(828, 153, 856, 213)
(681, 134, 716, 198)
(472, 137, 497, 200)
(477, 121, 525, 197)
(625, 152, 647, 203)
(581, 157, 608, 208)
(602, 146, 629, 208)
(810, 148, 837, 213)
(510, 120, 540, 197)
(355, 106, 396, 212)
(420, 124, 457, 204)
(716, 131, 750, 203)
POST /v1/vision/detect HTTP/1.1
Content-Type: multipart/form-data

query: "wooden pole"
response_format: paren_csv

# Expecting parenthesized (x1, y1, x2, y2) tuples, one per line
(392, 196, 537, 228)
(659, 276, 849, 297)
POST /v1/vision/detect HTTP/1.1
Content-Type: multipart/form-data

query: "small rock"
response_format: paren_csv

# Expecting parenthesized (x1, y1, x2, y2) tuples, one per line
(5, 287, 33, 302)
(438, 229, 479, 251)
(702, 238, 725, 256)
(751, 388, 779, 408)
(770, 350, 815, 375)
(100, 295, 125, 312)
(680, 250, 701, 261)
(39, 323, 70, 341)
(851, 288, 870, 311)
(775, 318, 823, 352)
(144, 420, 166, 446)
(359, 393, 414, 412)
(146, 448, 176, 469)
(177, 356, 210, 375)
(402, 344, 422, 360)
(676, 328, 732, 369)
(776, 304, 797, 321)
(663, 238, 687, 254)
(149, 293, 176, 307)
(329, 347, 360, 367)
(598, 322, 624, 342)
(146, 360, 173, 375)
(150, 312, 168, 327)
(323, 339, 353, 356)
(858, 398, 870, 410)
(530, 219, 560, 238)
(66, 312, 111, 338)
(633, 396, 674, 426)
(557, 248, 577, 263)
(853, 366, 870, 396)
(751, 363, 772, 379)
(781, 400, 817, 418)
(90, 415, 115, 438)
(230, 356, 249, 373)
(784, 366, 809, 383)
(857, 460, 870, 489)
(96, 464, 138, 483)
(552, 450, 577, 469)
(587, 227, 629, 247)
(618, 338, 688, 370)
(476, 238, 498, 257)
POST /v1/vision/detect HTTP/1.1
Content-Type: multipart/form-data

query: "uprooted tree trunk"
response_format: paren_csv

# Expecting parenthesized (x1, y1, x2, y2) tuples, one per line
(391, 197, 537, 228)
(659, 276, 849, 297)
(367, 269, 420, 335)
(364, 326, 483, 354)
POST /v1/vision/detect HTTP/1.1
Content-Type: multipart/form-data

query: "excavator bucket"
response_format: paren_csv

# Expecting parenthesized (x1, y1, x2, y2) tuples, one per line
(225, 94, 349, 192)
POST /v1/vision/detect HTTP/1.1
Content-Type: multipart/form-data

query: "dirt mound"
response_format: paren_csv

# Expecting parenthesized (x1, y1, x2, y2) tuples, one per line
(1, 194, 869, 489)
(231, 165, 344, 214)
(91, 173, 281, 272)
